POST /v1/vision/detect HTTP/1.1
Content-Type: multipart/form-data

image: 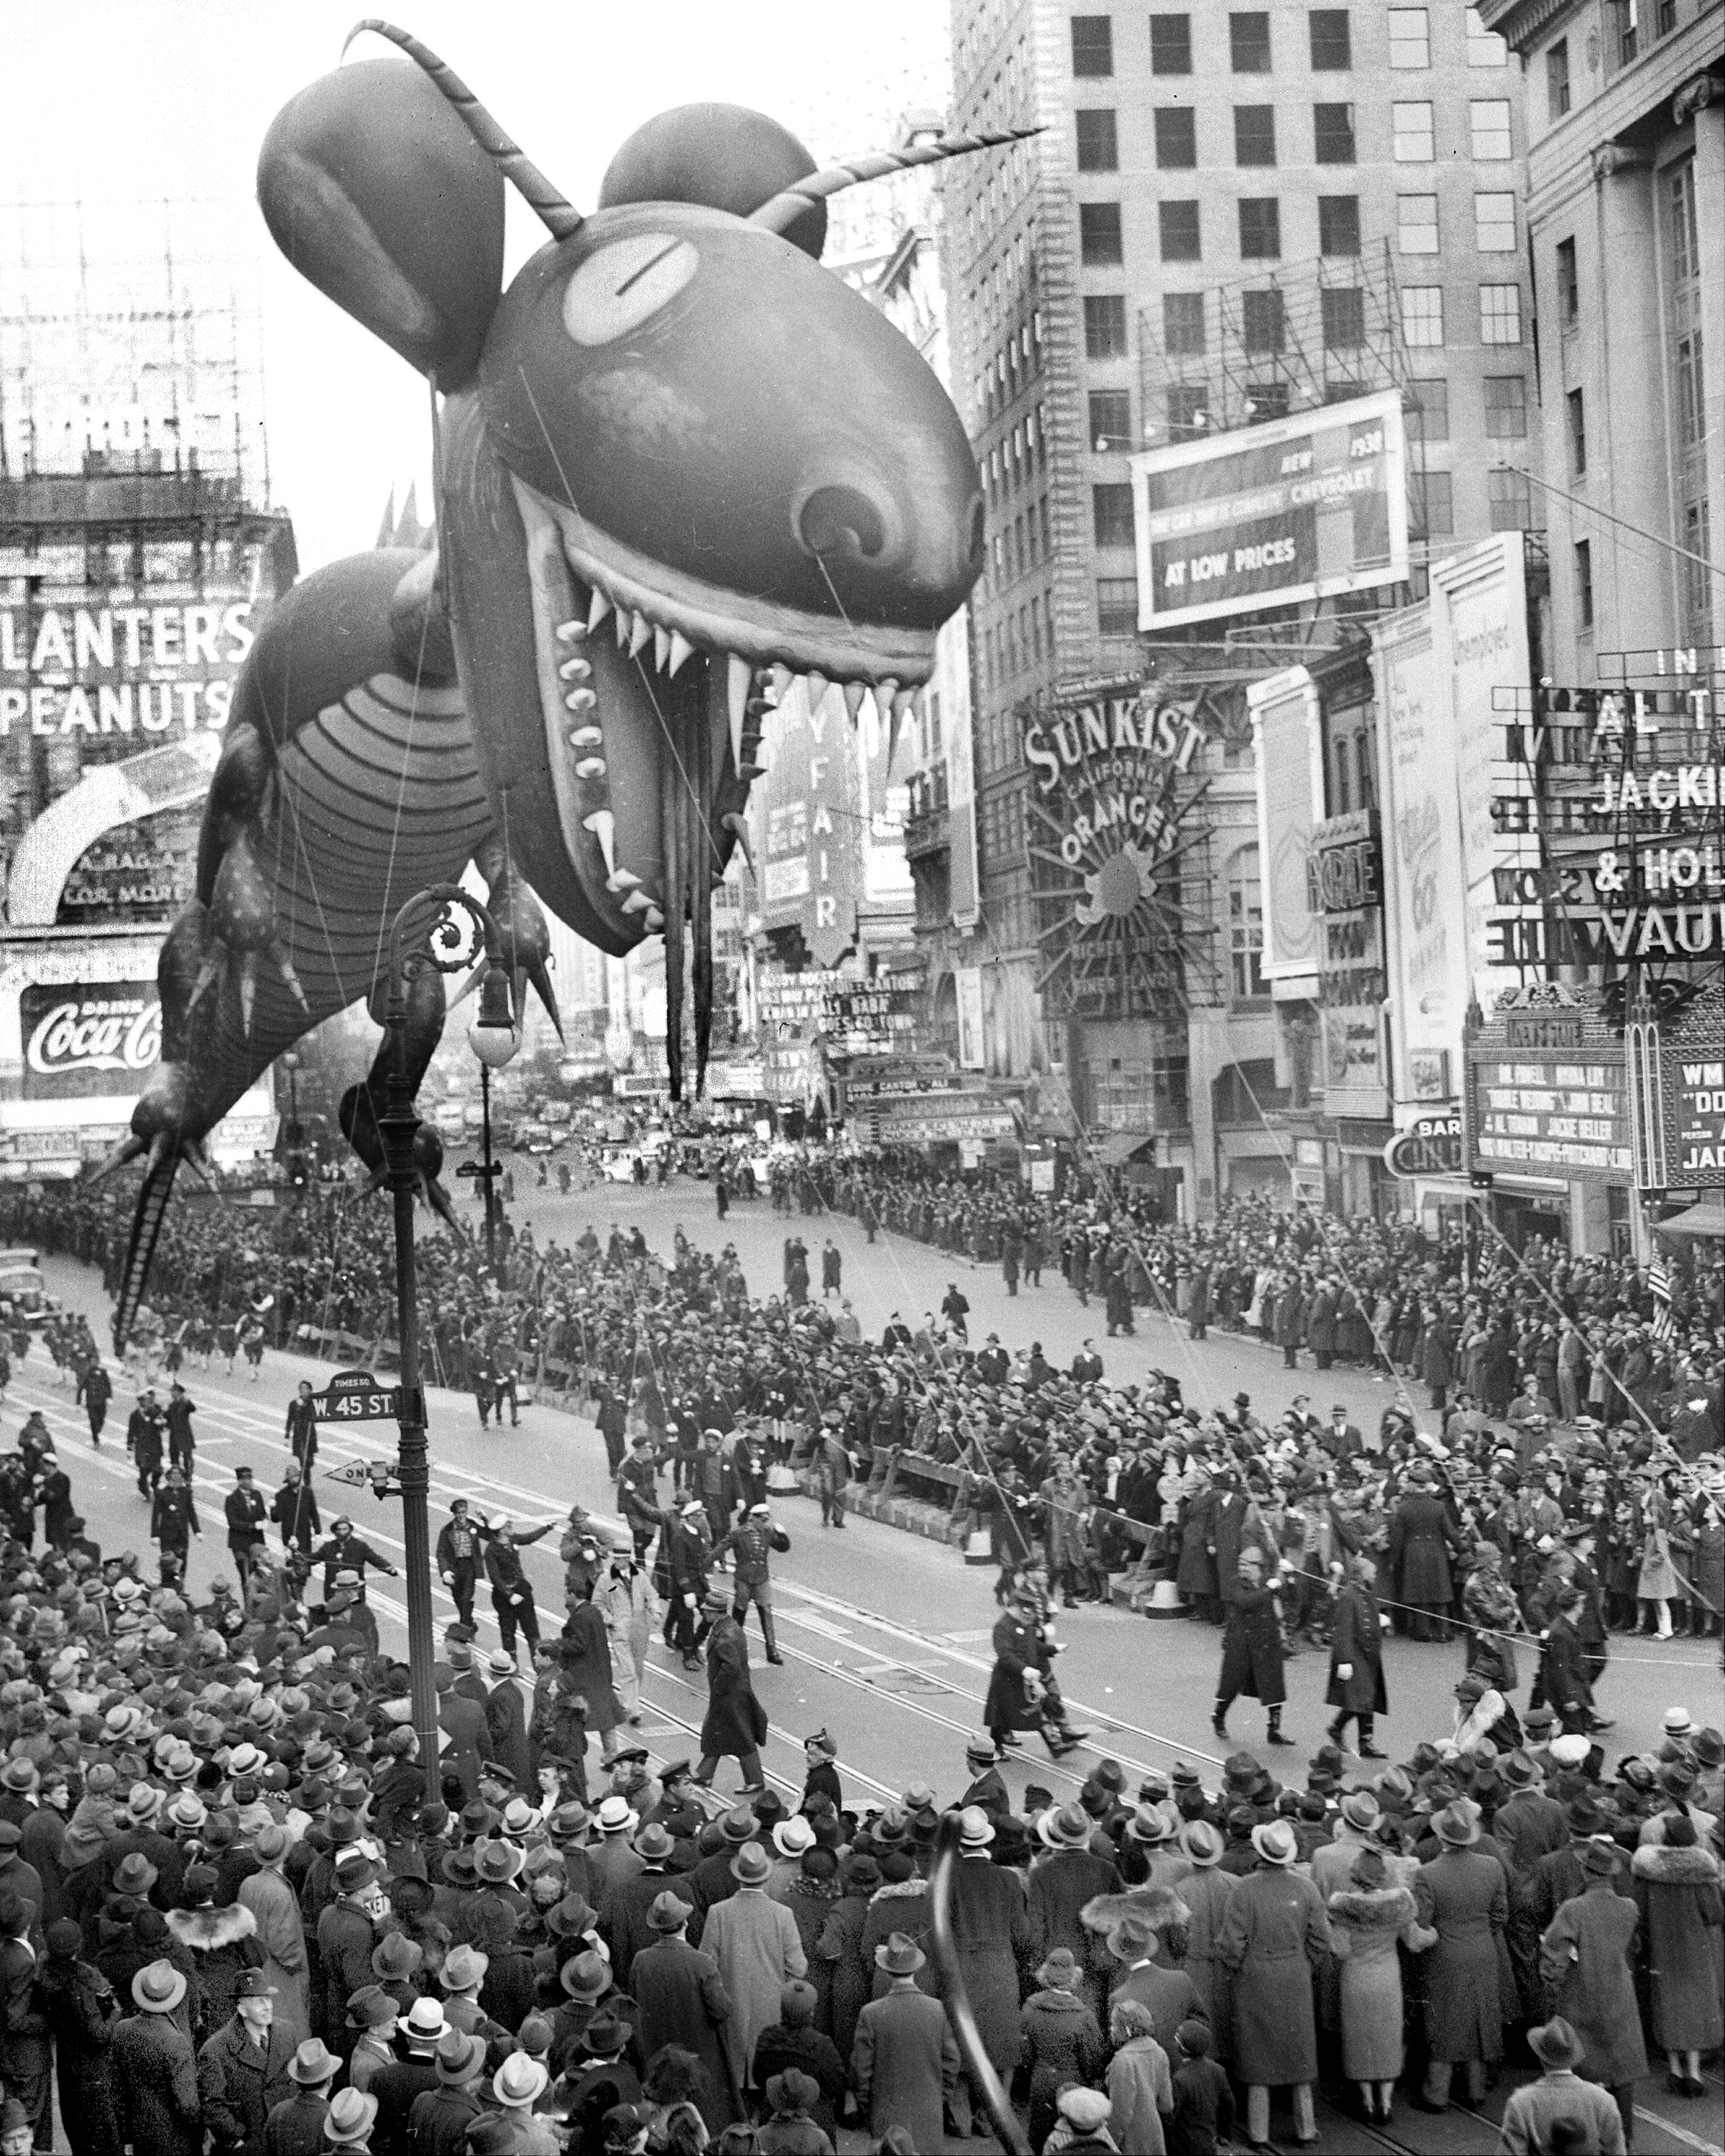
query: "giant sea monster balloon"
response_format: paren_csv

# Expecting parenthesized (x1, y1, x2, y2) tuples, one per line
(95, 24, 1024, 1348)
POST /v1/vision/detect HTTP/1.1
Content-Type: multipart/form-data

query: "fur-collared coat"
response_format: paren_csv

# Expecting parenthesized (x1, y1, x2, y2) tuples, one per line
(164, 1899, 264, 2037)
(1631, 1841, 1724, 2053)
(1326, 1884, 1435, 2082)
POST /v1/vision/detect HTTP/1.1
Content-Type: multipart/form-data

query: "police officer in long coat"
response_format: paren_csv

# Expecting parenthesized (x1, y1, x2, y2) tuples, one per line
(1212, 1550, 1290, 1749)
(1325, 1554, 1388, 1758)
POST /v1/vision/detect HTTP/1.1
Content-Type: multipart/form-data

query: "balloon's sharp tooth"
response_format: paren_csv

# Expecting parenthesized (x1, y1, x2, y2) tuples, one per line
(727, 654, 751, 770)
(620, 888, 652, 914)
(768, 664, 793, 702)
(581, 808, 616, 873)
(874, 676, 900, 723)
(842, 681, 865, 721)
(567, 726, 603, 747)
(607, 867, 642, 892)
(564, 687, 597, 711)
(558, 656, 591, 681)
(653, 624, 671, 673)
(643, 905, 665, 930)
(575, 756, 607, 779)
(586, 586, 612, 633)
(555, 620, 586, 644)
(629, 611, 651, 658)
(806, 668, 830, 707)
(668, 630, 695, 676)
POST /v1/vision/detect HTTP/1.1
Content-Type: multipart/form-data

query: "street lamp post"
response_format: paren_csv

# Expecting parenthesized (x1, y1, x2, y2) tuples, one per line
(469, 995, 518, 1273)
(377, 885, 514, 1767)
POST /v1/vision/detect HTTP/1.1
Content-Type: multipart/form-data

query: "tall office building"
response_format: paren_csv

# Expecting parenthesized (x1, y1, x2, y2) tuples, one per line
(934, 0, 1542, 1211)
(1478, 0, 1722, 670)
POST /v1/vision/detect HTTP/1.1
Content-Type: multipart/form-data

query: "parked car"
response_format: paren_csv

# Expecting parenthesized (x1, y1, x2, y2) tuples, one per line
(0, 1250, 58, 1327)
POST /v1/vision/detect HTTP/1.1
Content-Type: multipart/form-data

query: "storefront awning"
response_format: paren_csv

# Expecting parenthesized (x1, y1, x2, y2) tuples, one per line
(1093, 1131, 1154, 1166)
(1655, 1197, 1725, 1240)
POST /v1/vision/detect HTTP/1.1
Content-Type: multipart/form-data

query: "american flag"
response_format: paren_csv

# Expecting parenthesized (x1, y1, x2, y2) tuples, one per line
(1648, 1253, 1675, 1342)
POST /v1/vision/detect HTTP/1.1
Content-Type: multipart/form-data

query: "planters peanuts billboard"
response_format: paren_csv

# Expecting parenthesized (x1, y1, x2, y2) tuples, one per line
(1130, 389, 1409, 631)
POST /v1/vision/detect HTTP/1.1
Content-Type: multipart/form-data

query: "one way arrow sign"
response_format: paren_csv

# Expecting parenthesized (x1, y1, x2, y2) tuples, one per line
(323, 1459, 374, 1487)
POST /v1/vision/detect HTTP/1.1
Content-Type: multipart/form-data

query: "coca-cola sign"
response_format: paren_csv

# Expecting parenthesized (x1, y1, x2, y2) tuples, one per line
(19, 980, 162, 1100)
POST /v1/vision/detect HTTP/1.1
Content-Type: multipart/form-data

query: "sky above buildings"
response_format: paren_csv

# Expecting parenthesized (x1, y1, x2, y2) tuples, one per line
(4, 0, 947, 569)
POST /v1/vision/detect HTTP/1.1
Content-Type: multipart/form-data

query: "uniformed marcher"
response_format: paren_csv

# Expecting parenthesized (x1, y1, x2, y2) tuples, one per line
(1324, 1552, 1388, 1759)
(224, 1465, 269, 1592)
(983, 1585, 1086, 1760)
(127, 1389, 166, 1498)
(436, 1498, 484, 1628)
(151, 1465, 201, 1583)
(711, 1502, 790, 1664)
(1213, 1549, 1292, 1748)
(310, 1516, 400, 1605)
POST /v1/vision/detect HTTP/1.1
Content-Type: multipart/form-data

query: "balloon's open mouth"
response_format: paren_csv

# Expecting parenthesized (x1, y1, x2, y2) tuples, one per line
(512, 471, 925, 937)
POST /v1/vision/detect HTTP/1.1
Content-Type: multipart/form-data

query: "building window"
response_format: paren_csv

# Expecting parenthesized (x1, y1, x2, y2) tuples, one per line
(1155, 106, 1197, 167)
(1476, 191, 1517, 251)
(1164, 291, 1207, 354)
(1480, 282, 1522, 343)
(1309, 9, 1351, 68)
(1168, 385, 1210, 440)
(1412, 469, 1454, 538)
(1243, 287, 1284, 353)
(1159, 199, 1202, 261)
(1322, 287, 1365, 350)
(1235, 105, 1276, 165)
(1071, 14, 1114, 75)
(1575, 538, 1593, 628)
(1238, 197, 1281, 259)
(1402, 285, 1444, 346)
(1097, 576, 1139, 635)
(1319, 195, 1361, 256)
(1092, 482, 1135, 547)
(1546, 39, 1571, 117)
(1076, 109, 1118, 170)
(1228, 846, 1266, 998)
(1080, 201, 1123, 264)
(1471, 98, 1513, 158)
(1675, 333, 1704, 447)
(1555, 236, 1578, 321)
(1089, 388, 1132, 450)
(1484, 375, 1527, 437)
(1248, 380, 1291, 422)
(1488, 466, 1531, 529)
(1388, 9, 1430, 68)
(1393, 101, 1435, 159)
(1407, 377, 1449, 440)
(1466, 5, 1507, 62)
(1656, 0, 1678, 30)
(1314, 102, 1356, 162)
(1397, 193, 1440, 252)
(1682, 502, 1714, 646)
(1615, 2, 1637, 65)
(1567, 387, 1587, 474)
(1150, 11, 1192, 72)
(1083, 293, 1128, 357)
(1230, 11, 1271, 70)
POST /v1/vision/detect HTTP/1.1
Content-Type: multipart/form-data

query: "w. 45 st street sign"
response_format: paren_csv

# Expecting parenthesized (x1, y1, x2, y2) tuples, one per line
(312, 1368, 423, 1424)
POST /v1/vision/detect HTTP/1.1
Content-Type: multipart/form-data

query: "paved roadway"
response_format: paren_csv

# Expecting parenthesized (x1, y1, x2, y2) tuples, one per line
(22, 1173, 1723, 2156)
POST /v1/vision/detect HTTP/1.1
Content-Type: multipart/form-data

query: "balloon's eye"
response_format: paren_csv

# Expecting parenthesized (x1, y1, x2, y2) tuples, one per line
(562, 234, 700, 346)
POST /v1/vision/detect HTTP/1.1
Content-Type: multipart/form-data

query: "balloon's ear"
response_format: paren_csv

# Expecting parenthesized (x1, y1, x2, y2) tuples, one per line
(257, 57, 504, 389)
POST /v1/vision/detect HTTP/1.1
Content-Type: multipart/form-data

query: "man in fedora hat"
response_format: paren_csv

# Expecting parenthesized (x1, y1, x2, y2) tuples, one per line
(1501, 2019, 1627, 2155)
(404, 2029, 487, 2156)
(559, 2012, 643, 2156)
(701, 1842, 806, 2101)
(198, 1967, 295, 2156)
(321, 2088, 379, 2152)
(113, 1961, 201, 2156)
(850, 1932, 957, 2153)
(367, 1995, 449, 2145)
(263, 2040, 339, 2156)
(627, 1891, 736, 2137)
